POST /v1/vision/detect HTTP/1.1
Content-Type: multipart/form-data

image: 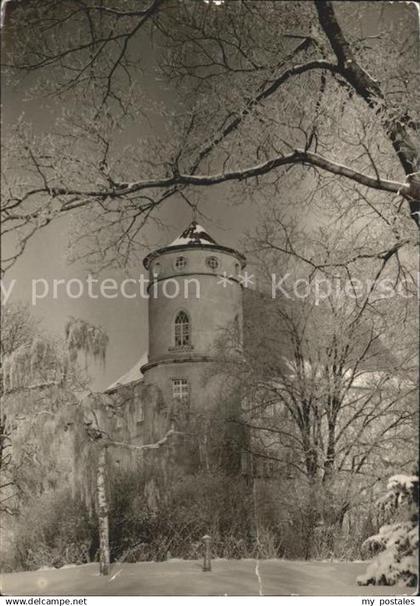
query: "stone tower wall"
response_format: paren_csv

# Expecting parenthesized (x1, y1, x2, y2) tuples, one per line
(142, 246, 244, 415)
(146, 247, 243, 364)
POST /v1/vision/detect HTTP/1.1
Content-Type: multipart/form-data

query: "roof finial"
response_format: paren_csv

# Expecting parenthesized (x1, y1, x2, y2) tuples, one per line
(191, 202, 198, 224)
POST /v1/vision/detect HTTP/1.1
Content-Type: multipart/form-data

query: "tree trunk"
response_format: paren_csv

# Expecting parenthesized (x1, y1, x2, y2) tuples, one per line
(323, 418, 336, 483)
(315, 0, 420, 223)
(96, 446, 110, 576)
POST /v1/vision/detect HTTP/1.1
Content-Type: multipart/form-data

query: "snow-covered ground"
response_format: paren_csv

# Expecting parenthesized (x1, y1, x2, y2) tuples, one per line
(0, 559, 414, 596)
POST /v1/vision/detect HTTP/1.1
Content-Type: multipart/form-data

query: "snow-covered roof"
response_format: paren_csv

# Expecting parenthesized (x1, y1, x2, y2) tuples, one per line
(168, 221, 218, 247)
(105, 352, 147, 393)
(143, 220, 245, 269)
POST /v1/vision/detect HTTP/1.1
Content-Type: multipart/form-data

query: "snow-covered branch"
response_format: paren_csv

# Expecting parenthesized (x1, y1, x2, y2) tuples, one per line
(105, 427, 181, 451)
(42, 150, 405, 200)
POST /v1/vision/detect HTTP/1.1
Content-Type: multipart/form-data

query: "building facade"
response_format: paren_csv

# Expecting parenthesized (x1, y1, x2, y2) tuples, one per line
(142, 221, 245, 415)
(105, 221, 246, 472)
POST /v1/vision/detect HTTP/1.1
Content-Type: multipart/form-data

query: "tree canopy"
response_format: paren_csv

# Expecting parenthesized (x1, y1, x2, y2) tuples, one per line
(2, 1, 419, 274)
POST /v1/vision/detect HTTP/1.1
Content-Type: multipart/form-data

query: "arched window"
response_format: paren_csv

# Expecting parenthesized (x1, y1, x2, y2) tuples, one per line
(174, 311, 190, 347)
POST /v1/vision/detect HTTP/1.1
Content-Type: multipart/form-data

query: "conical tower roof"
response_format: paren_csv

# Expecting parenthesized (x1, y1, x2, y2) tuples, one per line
(168, 221, 218, 247)
(143, 220, 245, 269)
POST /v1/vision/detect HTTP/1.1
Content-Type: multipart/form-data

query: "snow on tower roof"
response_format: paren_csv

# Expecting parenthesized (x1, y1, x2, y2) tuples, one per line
(143, 220, 246, 269)
(105, 351, 148, 393)
(168, 221, 218, 247)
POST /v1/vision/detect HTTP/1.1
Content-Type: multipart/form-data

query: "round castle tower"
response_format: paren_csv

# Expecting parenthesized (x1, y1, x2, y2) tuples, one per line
(141, 221, 246, 414)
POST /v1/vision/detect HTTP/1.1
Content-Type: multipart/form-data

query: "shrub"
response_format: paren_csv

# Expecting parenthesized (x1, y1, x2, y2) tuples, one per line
(357, 473, 419, 587)
(10, 489, 93, 571)
(108, 471, 255, 562)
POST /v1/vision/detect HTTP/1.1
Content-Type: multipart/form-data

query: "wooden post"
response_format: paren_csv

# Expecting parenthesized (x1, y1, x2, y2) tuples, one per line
(202, 534, 211, 572)
(97, 446, 110, 576)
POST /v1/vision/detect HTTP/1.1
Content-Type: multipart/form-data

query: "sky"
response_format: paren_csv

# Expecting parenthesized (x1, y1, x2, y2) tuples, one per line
(2, 185, 259, 392)
(1, 1, 417, 391)
(1, 30, 260, 391)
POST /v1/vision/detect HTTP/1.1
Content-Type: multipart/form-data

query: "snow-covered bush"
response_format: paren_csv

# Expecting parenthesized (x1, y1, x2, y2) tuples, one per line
(8, 489, 93, 571)
(357, 473, 418, 587)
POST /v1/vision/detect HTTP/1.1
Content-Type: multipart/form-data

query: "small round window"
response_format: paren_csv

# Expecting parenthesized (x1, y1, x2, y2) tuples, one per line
(206, 256, 219, 270)
(174, 256, 187, 271)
